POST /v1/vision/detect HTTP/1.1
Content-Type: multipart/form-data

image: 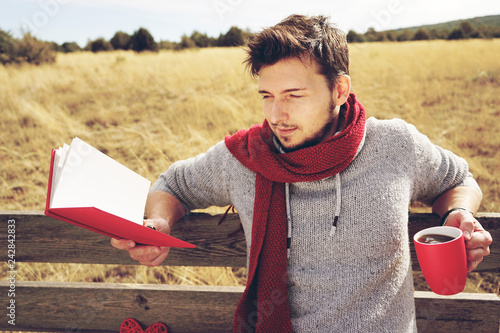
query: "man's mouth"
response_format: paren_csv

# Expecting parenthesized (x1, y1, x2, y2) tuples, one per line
(273, 125, 298, 136)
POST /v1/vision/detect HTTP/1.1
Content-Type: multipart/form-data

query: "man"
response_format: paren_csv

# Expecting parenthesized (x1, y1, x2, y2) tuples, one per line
(112, 14, 492, 332)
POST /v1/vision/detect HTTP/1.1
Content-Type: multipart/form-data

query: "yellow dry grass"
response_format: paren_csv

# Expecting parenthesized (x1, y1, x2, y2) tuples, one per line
(0, 48, 262, 211)
(1, 40, 499, 291)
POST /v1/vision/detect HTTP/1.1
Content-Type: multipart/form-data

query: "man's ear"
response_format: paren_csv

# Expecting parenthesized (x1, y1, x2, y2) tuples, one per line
(332, 75, 351, 105)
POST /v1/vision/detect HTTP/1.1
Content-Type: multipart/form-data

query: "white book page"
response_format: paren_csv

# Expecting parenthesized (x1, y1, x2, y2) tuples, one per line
(50, 137, 150, 224)
(52, 143, 70, 196)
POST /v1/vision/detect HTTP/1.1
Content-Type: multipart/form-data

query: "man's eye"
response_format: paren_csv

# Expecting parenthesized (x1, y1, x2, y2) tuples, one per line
(290, 95, 303, 99)
(262, 95, 272, 100)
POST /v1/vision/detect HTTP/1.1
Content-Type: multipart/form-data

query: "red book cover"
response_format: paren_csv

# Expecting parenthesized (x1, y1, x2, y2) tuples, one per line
(45, 141, 195, 248)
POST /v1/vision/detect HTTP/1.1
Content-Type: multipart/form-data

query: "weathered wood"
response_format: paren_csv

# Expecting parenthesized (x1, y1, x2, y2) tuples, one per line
(0, 211, 499, 333)
(0, 281, 498, 333)
(0, 281, 243, 333)
(0, 211, 499, 272)
(414, 291, 500, 333)
(0, 211, 247, 267)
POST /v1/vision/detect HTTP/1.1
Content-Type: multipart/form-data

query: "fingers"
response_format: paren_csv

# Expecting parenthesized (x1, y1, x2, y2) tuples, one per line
(110, 238, 135, 250)
(467, 257, 483, 272)
(466, 220, 492, 272)
(110, 217, 172, 267)
(143, 218, 171, 235)
(444, 210, 475, 240)
(465, 223, 492, 272)
(130, 246, 170, 267)
(444, 213, 493, 272)
(466, 246, 489, 271)
(111, 238, 171, 266)
(466, 226, 493, 250)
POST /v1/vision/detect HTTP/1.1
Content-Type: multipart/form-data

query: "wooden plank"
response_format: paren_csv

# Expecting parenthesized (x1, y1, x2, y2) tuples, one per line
(0, 211, 498, 272)
(0, 281, 243, 333)
(0, 282, 498, 333)
(0, 211, 247, 267)
(414, 291, 500, 333)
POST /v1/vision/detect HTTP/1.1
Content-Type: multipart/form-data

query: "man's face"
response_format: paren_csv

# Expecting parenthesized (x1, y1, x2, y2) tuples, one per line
(258, 57, 339, 152)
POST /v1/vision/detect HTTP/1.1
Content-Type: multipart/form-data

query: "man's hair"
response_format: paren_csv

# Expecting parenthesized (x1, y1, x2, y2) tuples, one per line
(244, 14, 349, 90)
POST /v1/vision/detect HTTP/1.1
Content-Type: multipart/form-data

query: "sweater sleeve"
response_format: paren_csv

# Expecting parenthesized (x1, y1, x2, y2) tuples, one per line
(407, 122, 482, 206)
(149, 141, 233, 211)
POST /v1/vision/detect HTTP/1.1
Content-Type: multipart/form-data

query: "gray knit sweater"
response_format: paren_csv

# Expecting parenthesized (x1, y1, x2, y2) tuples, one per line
(150, 117, 480, 332)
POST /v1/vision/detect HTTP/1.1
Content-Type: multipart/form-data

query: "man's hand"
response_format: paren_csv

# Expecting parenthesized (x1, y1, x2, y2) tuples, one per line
(444, 210, 493, 272)
(110, 218, 172, 266)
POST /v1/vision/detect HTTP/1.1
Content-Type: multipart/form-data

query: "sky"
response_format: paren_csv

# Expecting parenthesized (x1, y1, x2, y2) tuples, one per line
(1, 0, 500, 47)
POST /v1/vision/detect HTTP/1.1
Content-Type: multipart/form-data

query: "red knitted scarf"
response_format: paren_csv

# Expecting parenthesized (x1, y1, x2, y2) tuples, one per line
(225, 94, 366, 332)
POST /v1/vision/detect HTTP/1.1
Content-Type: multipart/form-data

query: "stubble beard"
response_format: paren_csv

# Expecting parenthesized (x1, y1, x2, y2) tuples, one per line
(279, 100, 337, 153)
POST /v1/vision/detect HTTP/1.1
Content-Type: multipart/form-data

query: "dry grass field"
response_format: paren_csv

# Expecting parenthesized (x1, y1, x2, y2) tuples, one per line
(1, 40, 499, 293)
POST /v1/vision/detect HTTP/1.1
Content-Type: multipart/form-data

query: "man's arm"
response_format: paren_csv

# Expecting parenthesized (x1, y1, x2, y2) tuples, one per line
(432, 185, 481, 218)
(432, 186, 492, 272)
(110, 191, 187, 266)
(145, 190, 188, 227)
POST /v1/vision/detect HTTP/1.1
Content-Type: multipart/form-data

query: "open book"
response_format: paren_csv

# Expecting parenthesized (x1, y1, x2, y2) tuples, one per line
(45, 137, 195, 248)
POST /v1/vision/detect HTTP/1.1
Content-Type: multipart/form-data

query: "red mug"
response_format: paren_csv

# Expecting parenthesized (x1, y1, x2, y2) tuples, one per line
(413, 226, 467, 295)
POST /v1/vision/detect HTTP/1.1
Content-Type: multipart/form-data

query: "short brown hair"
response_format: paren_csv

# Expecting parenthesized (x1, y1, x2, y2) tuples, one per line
(244, 14, 349, 90)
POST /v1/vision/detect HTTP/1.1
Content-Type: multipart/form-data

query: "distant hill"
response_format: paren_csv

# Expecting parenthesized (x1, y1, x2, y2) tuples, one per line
(392, 14, 500, 33)
(346, 14, 500, 42)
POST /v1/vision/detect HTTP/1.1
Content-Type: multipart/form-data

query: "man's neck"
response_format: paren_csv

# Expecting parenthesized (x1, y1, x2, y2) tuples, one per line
(335, 105, 346, 135)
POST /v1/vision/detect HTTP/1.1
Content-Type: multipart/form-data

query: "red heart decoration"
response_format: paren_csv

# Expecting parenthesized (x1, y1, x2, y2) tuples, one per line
(120, 318, 168, 333)
(145, 322, 168, 333)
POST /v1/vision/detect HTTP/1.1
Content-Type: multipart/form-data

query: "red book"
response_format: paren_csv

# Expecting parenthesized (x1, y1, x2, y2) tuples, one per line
(45, 138, 195, 248)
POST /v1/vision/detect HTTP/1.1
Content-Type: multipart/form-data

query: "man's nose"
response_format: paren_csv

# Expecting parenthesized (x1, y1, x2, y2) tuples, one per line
(269, 99, 289, 125)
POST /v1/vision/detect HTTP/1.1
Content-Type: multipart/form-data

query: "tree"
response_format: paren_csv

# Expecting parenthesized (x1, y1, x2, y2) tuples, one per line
(0, 29, 16, 64)
(346, 30, 365, 43)
(1, 30, 56, 65)
(61, 42, 81, 53)
(129, 28, 158, 52)
(459, 21, 475, 38)
(396, 30, 412, 42)
(469, 30, 484, 39)
(477, 25, 493, 39)
(428, 28, 444, 40)
(158, 40, 177, 50)
(217, 26, 247, 47)
(448, 28, 464, 40)
(413, 28, 430, 41)
(385, 31, 396, 42)
(110, 31, 131, 50)
(364, 27, 386, 42)
(190, 31, 211, 47)
(87, 38, 113, 52)
(179, 35, 196, 49)
(16, 33, 56, 64)
(49, 42, 63, 52)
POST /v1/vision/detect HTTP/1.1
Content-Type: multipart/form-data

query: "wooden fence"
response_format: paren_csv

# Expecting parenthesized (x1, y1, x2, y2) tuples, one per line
(0, 211, 499, 332)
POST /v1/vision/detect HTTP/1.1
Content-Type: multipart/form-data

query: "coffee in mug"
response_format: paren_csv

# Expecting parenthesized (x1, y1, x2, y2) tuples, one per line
(413, 226, 467, 295)
(417, 234, 455, 244)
